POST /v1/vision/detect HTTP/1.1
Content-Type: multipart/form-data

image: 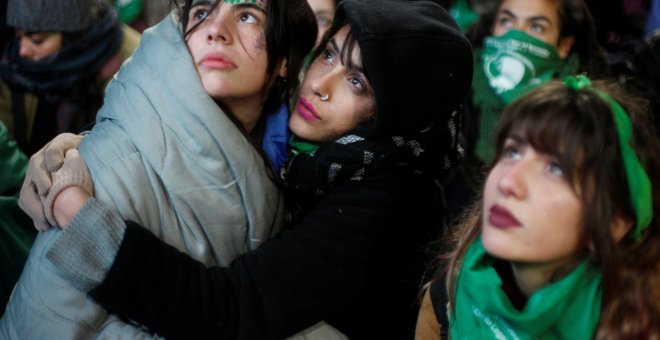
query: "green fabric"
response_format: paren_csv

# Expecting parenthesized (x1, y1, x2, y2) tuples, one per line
(289, 134, 319, 156)
(482, 30, 565, 104)
(449, 0, 478, 32)
(563, 75, 652, 241)
(472, 30, 580, 163)
(450, 238, 602, 339)
(0, 122, 35, 314)
(115, 0, 143, 24)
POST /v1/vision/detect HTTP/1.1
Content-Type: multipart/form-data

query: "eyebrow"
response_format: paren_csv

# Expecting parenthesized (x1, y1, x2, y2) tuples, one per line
(233, 3, 267, 12)
(192, 1, 267, 13)
(329, 36, 366, 74)
(506, 133, 527, 145)
(499, 9, 553, 25)
(192, 0, 213, 6)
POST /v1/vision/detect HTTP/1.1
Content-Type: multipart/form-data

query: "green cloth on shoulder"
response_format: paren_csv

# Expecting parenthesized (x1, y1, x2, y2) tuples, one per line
(0, 122, 35, 314)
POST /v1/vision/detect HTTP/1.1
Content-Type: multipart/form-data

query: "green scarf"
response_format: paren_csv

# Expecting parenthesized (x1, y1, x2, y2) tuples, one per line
(449, 238, 602, 339)
(449, 0, 478, 32)
(472, 31, 580, 163)
(288, 134, 319, 156)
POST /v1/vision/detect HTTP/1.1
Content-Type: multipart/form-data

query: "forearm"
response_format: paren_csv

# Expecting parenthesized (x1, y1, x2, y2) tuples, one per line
(89, 222, 242, 339)
(46, 197, 126, 292)
(83, 179, 395, 339)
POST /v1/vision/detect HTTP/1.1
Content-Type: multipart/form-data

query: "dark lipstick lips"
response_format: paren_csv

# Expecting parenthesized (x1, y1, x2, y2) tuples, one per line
(488, 204, 522, 229)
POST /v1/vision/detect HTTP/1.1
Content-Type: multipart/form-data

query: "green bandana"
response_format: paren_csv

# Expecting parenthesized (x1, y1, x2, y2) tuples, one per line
(473, 31, 579, 163)
(563, 75, 652, 241)
(289, 134, 319, 156)
(449, 0, 478, 32)
(449, 238, 602, 339)
(482, 30, 565, 104)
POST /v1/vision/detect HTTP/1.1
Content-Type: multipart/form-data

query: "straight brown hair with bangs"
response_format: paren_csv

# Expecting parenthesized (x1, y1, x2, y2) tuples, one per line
(435, 80, 660, 338)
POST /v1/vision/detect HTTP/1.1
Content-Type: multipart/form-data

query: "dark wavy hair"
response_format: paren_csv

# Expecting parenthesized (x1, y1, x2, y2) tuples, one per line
(440, 79, 660, 338)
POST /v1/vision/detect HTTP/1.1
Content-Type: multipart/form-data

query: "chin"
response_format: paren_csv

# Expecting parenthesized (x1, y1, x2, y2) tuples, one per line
(481, 230, 515, 259)
(289, 121, 314, 141)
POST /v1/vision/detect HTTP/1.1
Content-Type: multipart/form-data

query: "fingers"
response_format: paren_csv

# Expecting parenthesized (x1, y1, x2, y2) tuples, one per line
(43, 133, 84, 172)
(43, 149, 94, 226)
(18, 171, 50, 231)
(17, 133, 86, 231)
(28, 150, 52, 197)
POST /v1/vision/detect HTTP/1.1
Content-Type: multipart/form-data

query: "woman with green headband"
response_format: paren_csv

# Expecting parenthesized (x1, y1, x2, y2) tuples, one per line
(416, 75, 660, 339)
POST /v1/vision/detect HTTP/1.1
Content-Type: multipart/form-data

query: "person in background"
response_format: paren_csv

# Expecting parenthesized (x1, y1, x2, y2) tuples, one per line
(441, 0, 610, 225)
(1, 0, 316, 338)
(306, 0, 336, 46)
(466, 0, 610, 164)
(17, 0, 473, 338)
(0, 0, 140, 156)
(0, 0, 12, 50)
(416, 76, 660, 339)
(613, 30, 660, 135)
(0, 121, 34, 315)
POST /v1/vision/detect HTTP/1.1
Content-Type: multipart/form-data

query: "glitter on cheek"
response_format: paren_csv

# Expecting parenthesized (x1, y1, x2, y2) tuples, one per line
(254, 32, 266, 50)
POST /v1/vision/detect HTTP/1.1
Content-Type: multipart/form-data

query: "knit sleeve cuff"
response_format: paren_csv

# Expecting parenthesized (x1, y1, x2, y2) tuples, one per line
(46, 197, 126, 292)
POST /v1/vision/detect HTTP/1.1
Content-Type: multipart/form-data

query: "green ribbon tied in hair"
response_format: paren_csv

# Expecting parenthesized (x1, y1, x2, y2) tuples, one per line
(563, 75, 652, 241)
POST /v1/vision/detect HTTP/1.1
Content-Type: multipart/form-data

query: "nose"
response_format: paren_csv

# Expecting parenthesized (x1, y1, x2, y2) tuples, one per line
(310, 66, 343, 102)
(206, 4, 233, 45)
(496, 159, 529, 199)
(18, 36, 35, 60)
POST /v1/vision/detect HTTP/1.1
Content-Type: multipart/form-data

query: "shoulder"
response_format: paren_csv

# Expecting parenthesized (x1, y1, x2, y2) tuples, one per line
(416, 286, 443, 340)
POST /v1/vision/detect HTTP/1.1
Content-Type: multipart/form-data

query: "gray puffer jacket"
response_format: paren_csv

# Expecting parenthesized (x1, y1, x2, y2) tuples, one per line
(0, 15, 283, 339)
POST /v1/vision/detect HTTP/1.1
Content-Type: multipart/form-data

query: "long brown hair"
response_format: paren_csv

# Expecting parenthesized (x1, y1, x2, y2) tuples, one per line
(441, 80, 660, 337)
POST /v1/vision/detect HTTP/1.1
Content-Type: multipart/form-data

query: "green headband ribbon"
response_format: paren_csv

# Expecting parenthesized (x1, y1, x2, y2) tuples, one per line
(563, 75, 652, 241)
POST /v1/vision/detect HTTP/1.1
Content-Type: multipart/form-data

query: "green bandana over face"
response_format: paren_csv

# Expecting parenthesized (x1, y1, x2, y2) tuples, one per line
(482, 30, 564, 104)
(449, 238, 603, 339)
(473, 30, 579, 163)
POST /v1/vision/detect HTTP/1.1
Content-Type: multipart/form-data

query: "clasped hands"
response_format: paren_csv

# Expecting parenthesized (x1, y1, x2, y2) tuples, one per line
(18, 133, 94, 231)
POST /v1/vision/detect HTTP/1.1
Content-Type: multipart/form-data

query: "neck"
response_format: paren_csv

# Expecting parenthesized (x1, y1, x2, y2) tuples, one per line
(509, 259, 578, 297)
(222, 96, 264, 132)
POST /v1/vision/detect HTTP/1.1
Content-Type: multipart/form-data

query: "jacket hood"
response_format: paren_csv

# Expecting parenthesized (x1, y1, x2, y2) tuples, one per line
(337, 0, 473, 136)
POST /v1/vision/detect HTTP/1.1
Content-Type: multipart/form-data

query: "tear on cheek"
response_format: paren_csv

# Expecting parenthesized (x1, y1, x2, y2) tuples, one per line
(254, 33, 266, 50)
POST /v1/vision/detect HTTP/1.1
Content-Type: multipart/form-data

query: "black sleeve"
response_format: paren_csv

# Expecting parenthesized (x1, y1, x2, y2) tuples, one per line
(89, 178, 397, 340)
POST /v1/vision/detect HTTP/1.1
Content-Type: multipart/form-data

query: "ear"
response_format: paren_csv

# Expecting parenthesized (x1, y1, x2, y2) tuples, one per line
(277, 58, 288, 78)
(556, 36, 575, 59)
(611, 215, 634, 243)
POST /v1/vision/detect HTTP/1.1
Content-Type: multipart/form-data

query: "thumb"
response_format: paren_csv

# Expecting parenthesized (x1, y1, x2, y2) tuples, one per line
(43, 149, 93, 226)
